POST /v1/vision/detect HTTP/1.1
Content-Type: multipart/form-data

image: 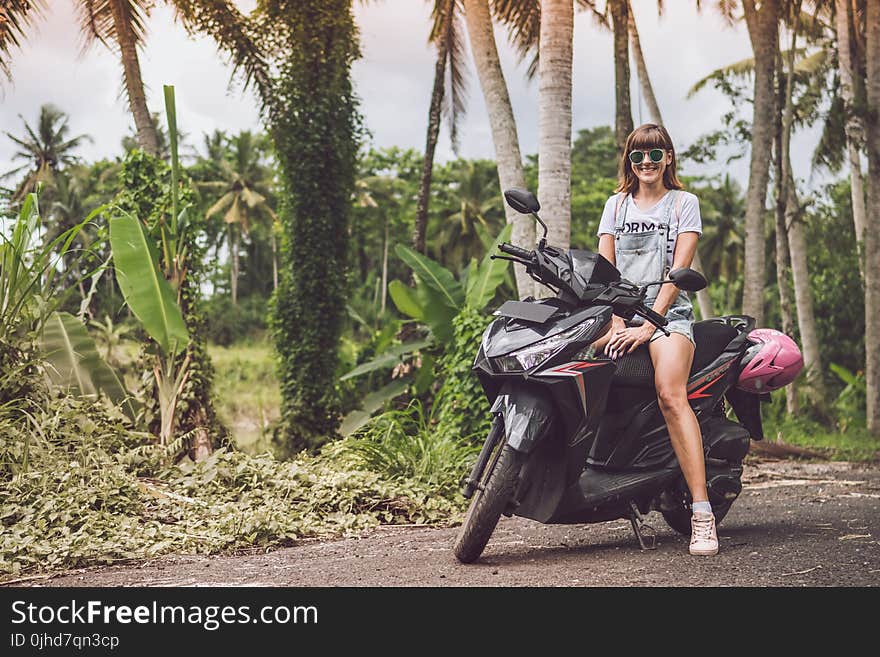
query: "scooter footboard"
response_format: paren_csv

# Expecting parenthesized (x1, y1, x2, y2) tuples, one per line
(490, 384, 554, 453)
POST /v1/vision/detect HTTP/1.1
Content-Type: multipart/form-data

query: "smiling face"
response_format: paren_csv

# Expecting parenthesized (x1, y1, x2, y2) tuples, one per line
(617, 124, 684, 195)
(630, 149, 673, 187)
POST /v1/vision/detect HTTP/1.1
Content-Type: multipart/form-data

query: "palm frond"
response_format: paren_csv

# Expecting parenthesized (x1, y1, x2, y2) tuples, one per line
(715, 0, 740, 26)
(811, 92, 847, 174)
(75, 0, 151, 55)
(794, 48, 827, 75)
(491, 0, 540, 67)
(687, 55, 756, 98)
(440, 5, 468, 154)
(579, 0, 609, 28)
(171, 0, 270, 100)
(0, 0, 45, 79)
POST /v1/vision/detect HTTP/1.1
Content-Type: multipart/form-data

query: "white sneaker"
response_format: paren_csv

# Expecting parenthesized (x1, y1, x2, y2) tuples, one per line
(689, 511, 719, 556)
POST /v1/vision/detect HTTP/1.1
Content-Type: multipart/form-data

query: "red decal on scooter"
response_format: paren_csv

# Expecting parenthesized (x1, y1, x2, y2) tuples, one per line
(687, 378, 717, 400)
(541, 361, 608, 412)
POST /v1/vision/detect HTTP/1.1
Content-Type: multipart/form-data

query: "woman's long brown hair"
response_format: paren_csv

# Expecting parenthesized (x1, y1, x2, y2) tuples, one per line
(615, 123, 684, 194)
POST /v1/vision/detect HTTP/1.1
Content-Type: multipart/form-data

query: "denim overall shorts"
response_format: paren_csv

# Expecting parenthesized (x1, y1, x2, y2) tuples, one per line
(613, 190, 696, 347)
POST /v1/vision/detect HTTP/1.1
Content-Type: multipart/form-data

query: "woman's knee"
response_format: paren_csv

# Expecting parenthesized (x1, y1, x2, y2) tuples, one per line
(656, 384, 688, 415)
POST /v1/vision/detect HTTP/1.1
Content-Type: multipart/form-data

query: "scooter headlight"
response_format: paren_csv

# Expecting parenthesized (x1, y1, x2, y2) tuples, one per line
(493, 319, 597, 372)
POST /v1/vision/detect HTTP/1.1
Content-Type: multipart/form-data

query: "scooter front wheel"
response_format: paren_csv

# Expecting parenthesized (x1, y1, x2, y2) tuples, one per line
(453, 443, 523, 564)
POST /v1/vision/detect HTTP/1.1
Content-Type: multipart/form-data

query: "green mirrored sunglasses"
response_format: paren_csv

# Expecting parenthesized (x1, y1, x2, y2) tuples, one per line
(628, 148, 666, 164)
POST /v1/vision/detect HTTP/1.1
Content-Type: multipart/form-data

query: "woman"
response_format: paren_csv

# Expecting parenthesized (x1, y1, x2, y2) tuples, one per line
(592, 123, 718, 556)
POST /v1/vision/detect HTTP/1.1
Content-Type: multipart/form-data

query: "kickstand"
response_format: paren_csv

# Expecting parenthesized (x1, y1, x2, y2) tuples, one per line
(628, 501, 657, 551)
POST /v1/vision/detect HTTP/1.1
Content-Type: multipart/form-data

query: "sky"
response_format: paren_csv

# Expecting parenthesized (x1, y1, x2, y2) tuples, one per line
(0, 0, 827, 194)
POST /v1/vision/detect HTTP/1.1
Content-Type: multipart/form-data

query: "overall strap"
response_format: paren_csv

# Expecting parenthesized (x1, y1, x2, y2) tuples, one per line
(674, 189, 684, 233)
(613, 192, 629, 238)
(660, 189, 677, 228)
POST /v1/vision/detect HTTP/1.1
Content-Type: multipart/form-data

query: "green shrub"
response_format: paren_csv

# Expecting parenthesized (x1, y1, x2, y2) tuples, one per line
(432, 306, 494, 442)
(331, 400, 479, 498)
(0, 391, 463, 577)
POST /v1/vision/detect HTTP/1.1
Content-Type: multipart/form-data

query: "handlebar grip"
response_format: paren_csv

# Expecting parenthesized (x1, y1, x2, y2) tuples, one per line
(640, 306, 669, 327)
(498, 242, 534, 261)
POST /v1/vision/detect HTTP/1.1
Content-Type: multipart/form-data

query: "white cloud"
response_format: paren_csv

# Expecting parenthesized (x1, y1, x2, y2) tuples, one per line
(0, 0, 830, 194)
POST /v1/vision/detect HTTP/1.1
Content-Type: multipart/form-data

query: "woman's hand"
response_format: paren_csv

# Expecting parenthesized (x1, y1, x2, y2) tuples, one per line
(604, 323, 656, 360)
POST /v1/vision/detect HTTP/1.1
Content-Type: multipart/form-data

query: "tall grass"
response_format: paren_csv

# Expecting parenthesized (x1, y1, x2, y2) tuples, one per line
(330, 400, 480, 496)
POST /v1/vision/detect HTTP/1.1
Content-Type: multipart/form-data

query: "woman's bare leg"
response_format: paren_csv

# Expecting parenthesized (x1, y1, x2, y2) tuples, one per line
(648, 332, 709, 503)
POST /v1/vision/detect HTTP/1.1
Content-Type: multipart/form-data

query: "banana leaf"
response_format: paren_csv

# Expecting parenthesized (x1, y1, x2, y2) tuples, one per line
(40, 311, 139, 421)
(339, 379, 410, 437)
(388, 279, 425, 321)
(466, 223, 512, 310)
(109, 210, 189, 355)
(340, 338, 433, 381)
(394, 244, 463, 310)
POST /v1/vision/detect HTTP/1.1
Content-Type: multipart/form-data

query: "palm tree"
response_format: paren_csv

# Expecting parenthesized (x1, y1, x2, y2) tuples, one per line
(627, 0, 663, 125)
(413, 0, 468, 256)
(199, 131, 276, 306)
(2, 1, 267, 156)
(833, 0, 867, 282)
(773, 44, 799, 414)
(538, 0, 574, 256)
(78, 0, 159, 154)
(1, 104, 91, 203)
(428, 159, 505, 274)
(608, 0, 633, 155)
(864, 0, 879, 434)
(740, 0, 781, 327)
(462, 0, 536, 299)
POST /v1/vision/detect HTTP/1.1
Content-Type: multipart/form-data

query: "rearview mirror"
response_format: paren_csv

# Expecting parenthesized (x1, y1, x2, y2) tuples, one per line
(504, 188, 540, 214)
(669, 268, 708, 292)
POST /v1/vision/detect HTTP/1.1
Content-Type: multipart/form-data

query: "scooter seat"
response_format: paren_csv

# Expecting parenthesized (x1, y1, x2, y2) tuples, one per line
(610, 320, 740, 389)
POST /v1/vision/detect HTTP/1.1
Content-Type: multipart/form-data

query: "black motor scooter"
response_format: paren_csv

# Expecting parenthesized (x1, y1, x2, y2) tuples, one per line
(453, 188, 776, 563)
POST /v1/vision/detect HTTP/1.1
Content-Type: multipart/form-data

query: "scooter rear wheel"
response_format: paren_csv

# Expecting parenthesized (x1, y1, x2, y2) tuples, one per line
(661, 500, 733, 537)
(453, 443, 522, 564)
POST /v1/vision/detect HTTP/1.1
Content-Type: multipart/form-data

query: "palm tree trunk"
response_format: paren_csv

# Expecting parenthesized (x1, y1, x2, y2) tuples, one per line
(774, 49, 799, 415)
(538, 0, 573, 258)
(413, 3, 452, 255)
(230, 223, 239, 306)
(740, 0, 779, 327)
(864, 0, 880, 434)
(610, 0, 634, 155)
(627, 0, 662, 126)
(835, 0, 867, 283)
(109, 0, 159, 156)
(462, 0, 535, 299)
(779, 3, 825, 410)
(785, 176, 826, 409)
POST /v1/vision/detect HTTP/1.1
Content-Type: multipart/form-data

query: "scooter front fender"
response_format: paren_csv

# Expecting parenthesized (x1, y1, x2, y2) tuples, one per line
(490, 385, 554, 454)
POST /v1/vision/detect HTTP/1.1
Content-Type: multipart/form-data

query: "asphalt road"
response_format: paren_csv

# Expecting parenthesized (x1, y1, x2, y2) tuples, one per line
(13, 458, 880, 588)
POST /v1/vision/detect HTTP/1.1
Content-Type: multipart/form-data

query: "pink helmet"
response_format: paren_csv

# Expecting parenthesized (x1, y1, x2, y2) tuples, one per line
(736, 328, 804, 393)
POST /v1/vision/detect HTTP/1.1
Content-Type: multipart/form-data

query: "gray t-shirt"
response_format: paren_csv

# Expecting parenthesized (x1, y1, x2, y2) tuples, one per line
(597, 190, 703, 268)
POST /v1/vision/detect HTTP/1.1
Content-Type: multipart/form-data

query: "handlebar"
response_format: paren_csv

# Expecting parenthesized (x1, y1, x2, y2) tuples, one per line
(639, 305, 669, 328)
(498, 242, 535, 261)
(497, 240, 673, 333)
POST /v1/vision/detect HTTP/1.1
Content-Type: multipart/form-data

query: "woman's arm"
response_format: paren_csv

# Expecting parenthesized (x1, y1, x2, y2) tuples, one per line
(650, 231, 699, 316)
(598, 234, 616, 266)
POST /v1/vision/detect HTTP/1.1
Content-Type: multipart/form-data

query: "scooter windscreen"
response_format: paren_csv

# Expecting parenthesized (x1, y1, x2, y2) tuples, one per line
(568, 249, 621, 285)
